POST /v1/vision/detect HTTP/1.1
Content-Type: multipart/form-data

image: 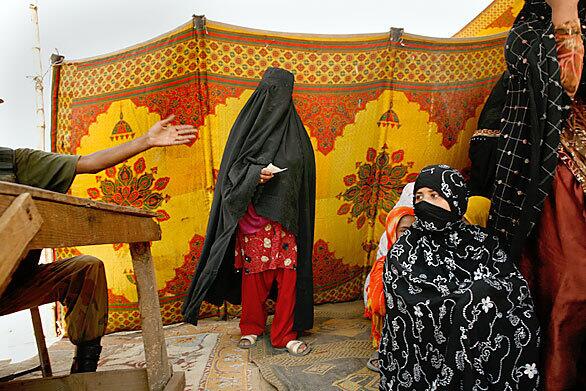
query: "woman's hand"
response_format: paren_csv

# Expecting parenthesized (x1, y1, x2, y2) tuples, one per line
(259, 168, 274, 184)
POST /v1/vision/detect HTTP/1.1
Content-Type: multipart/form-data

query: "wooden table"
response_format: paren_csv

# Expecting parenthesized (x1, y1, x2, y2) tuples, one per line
(0, 181, 184, 391)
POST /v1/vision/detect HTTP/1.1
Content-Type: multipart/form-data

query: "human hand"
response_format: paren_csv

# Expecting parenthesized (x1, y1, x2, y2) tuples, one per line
(259, 168, 274, 184)
(146, 115, 198, 147)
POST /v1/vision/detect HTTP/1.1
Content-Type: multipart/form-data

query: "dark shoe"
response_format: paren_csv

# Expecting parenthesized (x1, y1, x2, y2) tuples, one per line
(70, 338, 102, 374)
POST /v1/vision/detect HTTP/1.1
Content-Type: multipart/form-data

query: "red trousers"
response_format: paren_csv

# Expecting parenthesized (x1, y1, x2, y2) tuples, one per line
(240, 268, 297, 348)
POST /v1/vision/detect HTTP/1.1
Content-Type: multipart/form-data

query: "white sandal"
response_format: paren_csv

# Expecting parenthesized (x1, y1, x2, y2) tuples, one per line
(366, 351, 380, 372)
(238, 334, 258, 349)
(284, 340, 311, 356)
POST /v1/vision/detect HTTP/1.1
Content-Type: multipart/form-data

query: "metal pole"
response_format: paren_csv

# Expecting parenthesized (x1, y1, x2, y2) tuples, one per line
(30, 3, 46, 151)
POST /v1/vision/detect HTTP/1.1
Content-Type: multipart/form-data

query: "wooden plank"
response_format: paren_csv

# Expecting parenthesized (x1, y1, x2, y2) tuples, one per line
(0, 181, 156, 217)
(0, 195, 161, 249)
(30, 307, 52, 377)
(163, 372, 185, 391)
(0, 193, 42, 297)
(0, 369, 149, 391)
(130, 242, 172, 391)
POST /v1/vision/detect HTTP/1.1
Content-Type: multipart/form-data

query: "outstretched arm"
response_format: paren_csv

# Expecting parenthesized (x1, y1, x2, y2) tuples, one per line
(547, 0, 579, 25)
(547, 0, 583, 97)
(76, 114, 197, 174)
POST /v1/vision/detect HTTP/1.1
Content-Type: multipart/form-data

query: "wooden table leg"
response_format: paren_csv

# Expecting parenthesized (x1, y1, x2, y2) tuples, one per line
(129, 242, 171, 391)
(30, 307, 52, 377)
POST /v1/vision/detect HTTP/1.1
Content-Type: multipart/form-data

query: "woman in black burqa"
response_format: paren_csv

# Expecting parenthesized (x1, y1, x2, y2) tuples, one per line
(379, 164, 540, 390)
(182, 67, 316, 355)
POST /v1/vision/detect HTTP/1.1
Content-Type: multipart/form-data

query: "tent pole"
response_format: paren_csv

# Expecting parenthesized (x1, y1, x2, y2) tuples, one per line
(29, 3, 46, 151)
(29, 4, 56, 333)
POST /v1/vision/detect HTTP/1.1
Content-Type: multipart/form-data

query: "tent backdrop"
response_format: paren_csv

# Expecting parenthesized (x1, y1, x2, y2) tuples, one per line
(454, 0, 523, 37)
(51, 5, 520, 333)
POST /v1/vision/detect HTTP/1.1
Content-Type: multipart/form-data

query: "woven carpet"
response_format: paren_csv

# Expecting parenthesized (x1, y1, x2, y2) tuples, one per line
(0, 302, 375, 390)
(0, 321, 255, 390)
(250, 301, 379, 391)
(192, 318, 253, 390)
(97, 329, 219, 391)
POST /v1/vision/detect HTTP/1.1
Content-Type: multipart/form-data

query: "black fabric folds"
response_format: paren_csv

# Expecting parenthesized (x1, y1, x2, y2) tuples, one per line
(489, 0, 572, 262)
(467, 72, 509, 197)
(477, 71, 509, 132)
(182, 68, 316, 332)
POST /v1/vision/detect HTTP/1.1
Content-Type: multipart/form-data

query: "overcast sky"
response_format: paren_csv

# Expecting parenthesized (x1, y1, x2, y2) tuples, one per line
(0, 0, 491, 150)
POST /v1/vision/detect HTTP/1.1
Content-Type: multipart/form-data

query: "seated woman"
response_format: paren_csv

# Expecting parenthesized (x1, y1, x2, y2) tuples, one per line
(365, 206, 415, 371)
(364, 183, 415, 305)
(379, 164, 540, 390)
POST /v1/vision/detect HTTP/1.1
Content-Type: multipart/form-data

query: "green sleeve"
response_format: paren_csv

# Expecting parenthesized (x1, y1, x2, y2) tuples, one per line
(14, 148, 80, 194)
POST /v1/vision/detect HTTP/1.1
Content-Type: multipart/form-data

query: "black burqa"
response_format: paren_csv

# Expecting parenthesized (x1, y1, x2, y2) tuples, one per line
(182, 68, 316, 332)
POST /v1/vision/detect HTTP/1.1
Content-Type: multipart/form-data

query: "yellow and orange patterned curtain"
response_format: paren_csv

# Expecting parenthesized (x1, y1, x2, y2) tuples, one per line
(51, 18, 508, 333)
(454, 0, 523, 38)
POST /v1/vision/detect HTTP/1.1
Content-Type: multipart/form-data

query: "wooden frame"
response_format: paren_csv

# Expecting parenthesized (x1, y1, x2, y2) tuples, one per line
(0, 193, 42, 297)
(0, 182, 182, 391)
(0, 369, 186, 391)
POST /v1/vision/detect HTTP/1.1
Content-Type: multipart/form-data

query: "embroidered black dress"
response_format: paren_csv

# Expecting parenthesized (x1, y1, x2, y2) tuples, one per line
(379, 165, 540, 390)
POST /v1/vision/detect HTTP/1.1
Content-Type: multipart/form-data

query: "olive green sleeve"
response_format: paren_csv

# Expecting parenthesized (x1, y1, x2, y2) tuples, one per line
(14, 148, 80, 194)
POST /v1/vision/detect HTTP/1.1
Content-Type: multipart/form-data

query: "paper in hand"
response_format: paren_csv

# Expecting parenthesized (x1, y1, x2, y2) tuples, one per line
(264, 163, 288, 174)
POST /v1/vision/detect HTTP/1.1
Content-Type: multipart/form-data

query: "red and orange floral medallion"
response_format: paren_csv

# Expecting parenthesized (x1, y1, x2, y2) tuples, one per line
(87, 157, 171, 250)
(337, 146, 417, 229)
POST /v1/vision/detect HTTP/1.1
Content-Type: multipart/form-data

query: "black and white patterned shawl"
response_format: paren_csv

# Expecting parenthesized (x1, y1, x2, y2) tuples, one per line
(379, 165, 540, 390)
(489, 0, 572, 262)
